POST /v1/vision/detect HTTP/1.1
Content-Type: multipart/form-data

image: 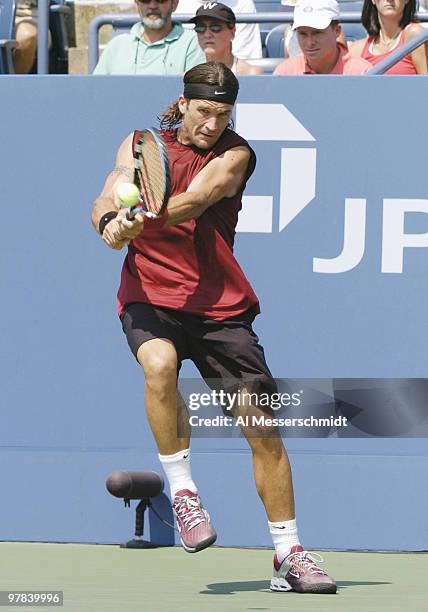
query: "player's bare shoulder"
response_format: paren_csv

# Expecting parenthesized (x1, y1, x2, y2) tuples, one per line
(222, 145, 251, 159)
(218, 146, 252, 179)
(214, 146, 252, 198)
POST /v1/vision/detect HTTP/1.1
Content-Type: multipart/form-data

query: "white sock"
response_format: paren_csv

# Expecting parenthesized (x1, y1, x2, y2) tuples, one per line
(268, 519, 301, 562)
(158, 448, 197, 499)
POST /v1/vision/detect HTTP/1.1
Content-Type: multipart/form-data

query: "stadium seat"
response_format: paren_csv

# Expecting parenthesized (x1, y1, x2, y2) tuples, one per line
(0, 0, 17, 74)
(265, 23, 287, 59)
(338, 0, 365, 43)
(342, 22, 366, 44)
(338, 0, 364, 11)
(254, 0, 282, 10)
(254, 0, 289, 57)
(49, 1, 72, 73)
(342, 23, 367, 44)
(249, 57, 283, 73)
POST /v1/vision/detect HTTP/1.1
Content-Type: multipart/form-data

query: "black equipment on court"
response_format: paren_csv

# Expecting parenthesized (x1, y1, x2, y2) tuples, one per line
(106, 470, 166, 549)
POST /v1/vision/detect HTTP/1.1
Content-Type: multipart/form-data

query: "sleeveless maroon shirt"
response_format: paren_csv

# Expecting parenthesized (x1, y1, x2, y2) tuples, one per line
(116, 128, 260, 320)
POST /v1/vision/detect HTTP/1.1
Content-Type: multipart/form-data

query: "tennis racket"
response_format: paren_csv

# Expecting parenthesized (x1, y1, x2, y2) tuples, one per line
(128, 128, 171, 220)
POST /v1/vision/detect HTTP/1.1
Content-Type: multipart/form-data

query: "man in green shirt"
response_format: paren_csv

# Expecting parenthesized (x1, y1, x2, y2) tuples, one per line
(94, 0, 205, 75)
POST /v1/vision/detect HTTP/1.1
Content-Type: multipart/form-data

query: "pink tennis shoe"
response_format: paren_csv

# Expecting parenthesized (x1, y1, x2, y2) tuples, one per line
(270, 545, 337, 594)
(172, 489, 217, 553)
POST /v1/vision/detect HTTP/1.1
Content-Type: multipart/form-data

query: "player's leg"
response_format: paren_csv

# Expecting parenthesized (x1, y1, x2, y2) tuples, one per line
(121, 303, 216, 552)
(137, 340, 216, 552)
(122, 303, 188, 457)
(230, 397, 301, 559)
(243, 425, 295, 520)
(137, 338, 188, 456)
(239, 414, 336, 593)
(187, 310, 336, 591)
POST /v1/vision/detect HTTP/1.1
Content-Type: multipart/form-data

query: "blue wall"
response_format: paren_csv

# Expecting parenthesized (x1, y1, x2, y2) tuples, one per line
(0, 76, 427, 550)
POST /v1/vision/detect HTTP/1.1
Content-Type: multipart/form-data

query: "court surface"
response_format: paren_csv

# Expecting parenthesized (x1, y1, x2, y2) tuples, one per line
(1, 543, 425, 612)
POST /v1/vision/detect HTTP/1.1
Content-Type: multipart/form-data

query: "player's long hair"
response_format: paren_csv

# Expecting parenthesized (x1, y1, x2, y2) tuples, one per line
(361, 0, 418, 37)
(160, 61, 238, 129)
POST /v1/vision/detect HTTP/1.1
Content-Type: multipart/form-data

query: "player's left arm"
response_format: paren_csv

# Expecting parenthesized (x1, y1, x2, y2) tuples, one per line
(405, 24, 428, 74)
(164, 146, 251, 227)
(91, 132, 145, 249)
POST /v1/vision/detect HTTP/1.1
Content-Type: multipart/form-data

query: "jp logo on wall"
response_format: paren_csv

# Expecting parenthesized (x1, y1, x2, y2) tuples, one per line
(236, 104, 428, 274)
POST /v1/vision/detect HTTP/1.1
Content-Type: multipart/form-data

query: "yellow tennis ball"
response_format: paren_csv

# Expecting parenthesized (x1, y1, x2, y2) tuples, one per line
(116, 183, 140, 207)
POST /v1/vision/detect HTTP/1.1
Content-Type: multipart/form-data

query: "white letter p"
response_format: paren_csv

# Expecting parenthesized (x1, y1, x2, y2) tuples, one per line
(382, 199, 428, 273)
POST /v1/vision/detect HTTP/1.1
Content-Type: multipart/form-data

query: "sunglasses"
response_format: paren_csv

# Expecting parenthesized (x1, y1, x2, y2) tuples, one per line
(194, 23, 230, 33)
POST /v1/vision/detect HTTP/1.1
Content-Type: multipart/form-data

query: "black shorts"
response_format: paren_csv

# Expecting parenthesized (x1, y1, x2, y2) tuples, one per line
(120, 302, 276, 394)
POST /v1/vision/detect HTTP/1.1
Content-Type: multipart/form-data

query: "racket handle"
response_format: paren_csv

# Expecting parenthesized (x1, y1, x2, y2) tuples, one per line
(125, 202, 144, 221)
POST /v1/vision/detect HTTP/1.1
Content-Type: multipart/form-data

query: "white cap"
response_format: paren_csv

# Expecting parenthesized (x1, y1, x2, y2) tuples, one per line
(292, 0, 340, 30)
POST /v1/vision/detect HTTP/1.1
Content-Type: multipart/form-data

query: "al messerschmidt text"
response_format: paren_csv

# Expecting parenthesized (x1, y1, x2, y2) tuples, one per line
(189, 415, 348, 428)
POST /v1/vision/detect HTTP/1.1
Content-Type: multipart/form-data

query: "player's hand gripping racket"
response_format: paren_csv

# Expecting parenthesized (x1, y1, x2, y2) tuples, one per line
(116, 128, 171, 221)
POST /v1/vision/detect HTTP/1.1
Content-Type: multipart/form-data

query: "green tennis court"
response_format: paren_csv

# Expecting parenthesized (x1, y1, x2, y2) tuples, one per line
(1, 543, 425, 611)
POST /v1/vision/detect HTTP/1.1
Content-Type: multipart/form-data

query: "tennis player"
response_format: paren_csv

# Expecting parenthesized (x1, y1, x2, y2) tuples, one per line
(91, 61, 336, 594)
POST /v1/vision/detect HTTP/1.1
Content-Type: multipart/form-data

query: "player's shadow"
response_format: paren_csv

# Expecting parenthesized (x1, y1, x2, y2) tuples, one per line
(336, 580, 391, 588)
(200, 580, 390, 595)
(200, 581, 270, 595)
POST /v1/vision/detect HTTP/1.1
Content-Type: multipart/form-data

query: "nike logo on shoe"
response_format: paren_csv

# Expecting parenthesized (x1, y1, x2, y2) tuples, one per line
(289, 570, 301, 578)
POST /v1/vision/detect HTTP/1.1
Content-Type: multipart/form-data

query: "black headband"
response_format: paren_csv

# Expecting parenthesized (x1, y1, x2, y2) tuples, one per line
(183, 83, 237, 106)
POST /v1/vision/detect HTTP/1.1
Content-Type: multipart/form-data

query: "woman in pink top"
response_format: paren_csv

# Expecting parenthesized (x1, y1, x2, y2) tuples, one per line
(350, 0, 428, 74)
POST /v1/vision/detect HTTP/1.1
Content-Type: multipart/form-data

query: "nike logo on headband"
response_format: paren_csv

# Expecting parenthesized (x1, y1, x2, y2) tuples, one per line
(214, 90, 227, 95)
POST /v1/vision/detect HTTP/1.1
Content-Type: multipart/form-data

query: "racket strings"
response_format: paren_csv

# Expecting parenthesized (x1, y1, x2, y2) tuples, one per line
(135, 135, 168, 215)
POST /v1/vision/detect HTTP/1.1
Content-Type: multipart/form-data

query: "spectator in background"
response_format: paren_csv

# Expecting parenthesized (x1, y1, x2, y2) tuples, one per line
(190, 2, 263, 73)
(349, 0, 428, 74)
(273, 0, 371, 74)
(281, 0, 347, 58)
(175, 0, 262, 59)
(94, 0, 205, 75)
(15, 1, 38, 73)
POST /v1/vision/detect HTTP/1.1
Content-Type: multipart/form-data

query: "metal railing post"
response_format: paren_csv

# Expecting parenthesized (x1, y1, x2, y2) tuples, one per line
(37, 0, 50, 74)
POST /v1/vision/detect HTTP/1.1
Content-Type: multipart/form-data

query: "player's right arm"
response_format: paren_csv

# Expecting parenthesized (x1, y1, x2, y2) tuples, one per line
(91, 133, 145, 249)
(162, 146, 251, 227)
